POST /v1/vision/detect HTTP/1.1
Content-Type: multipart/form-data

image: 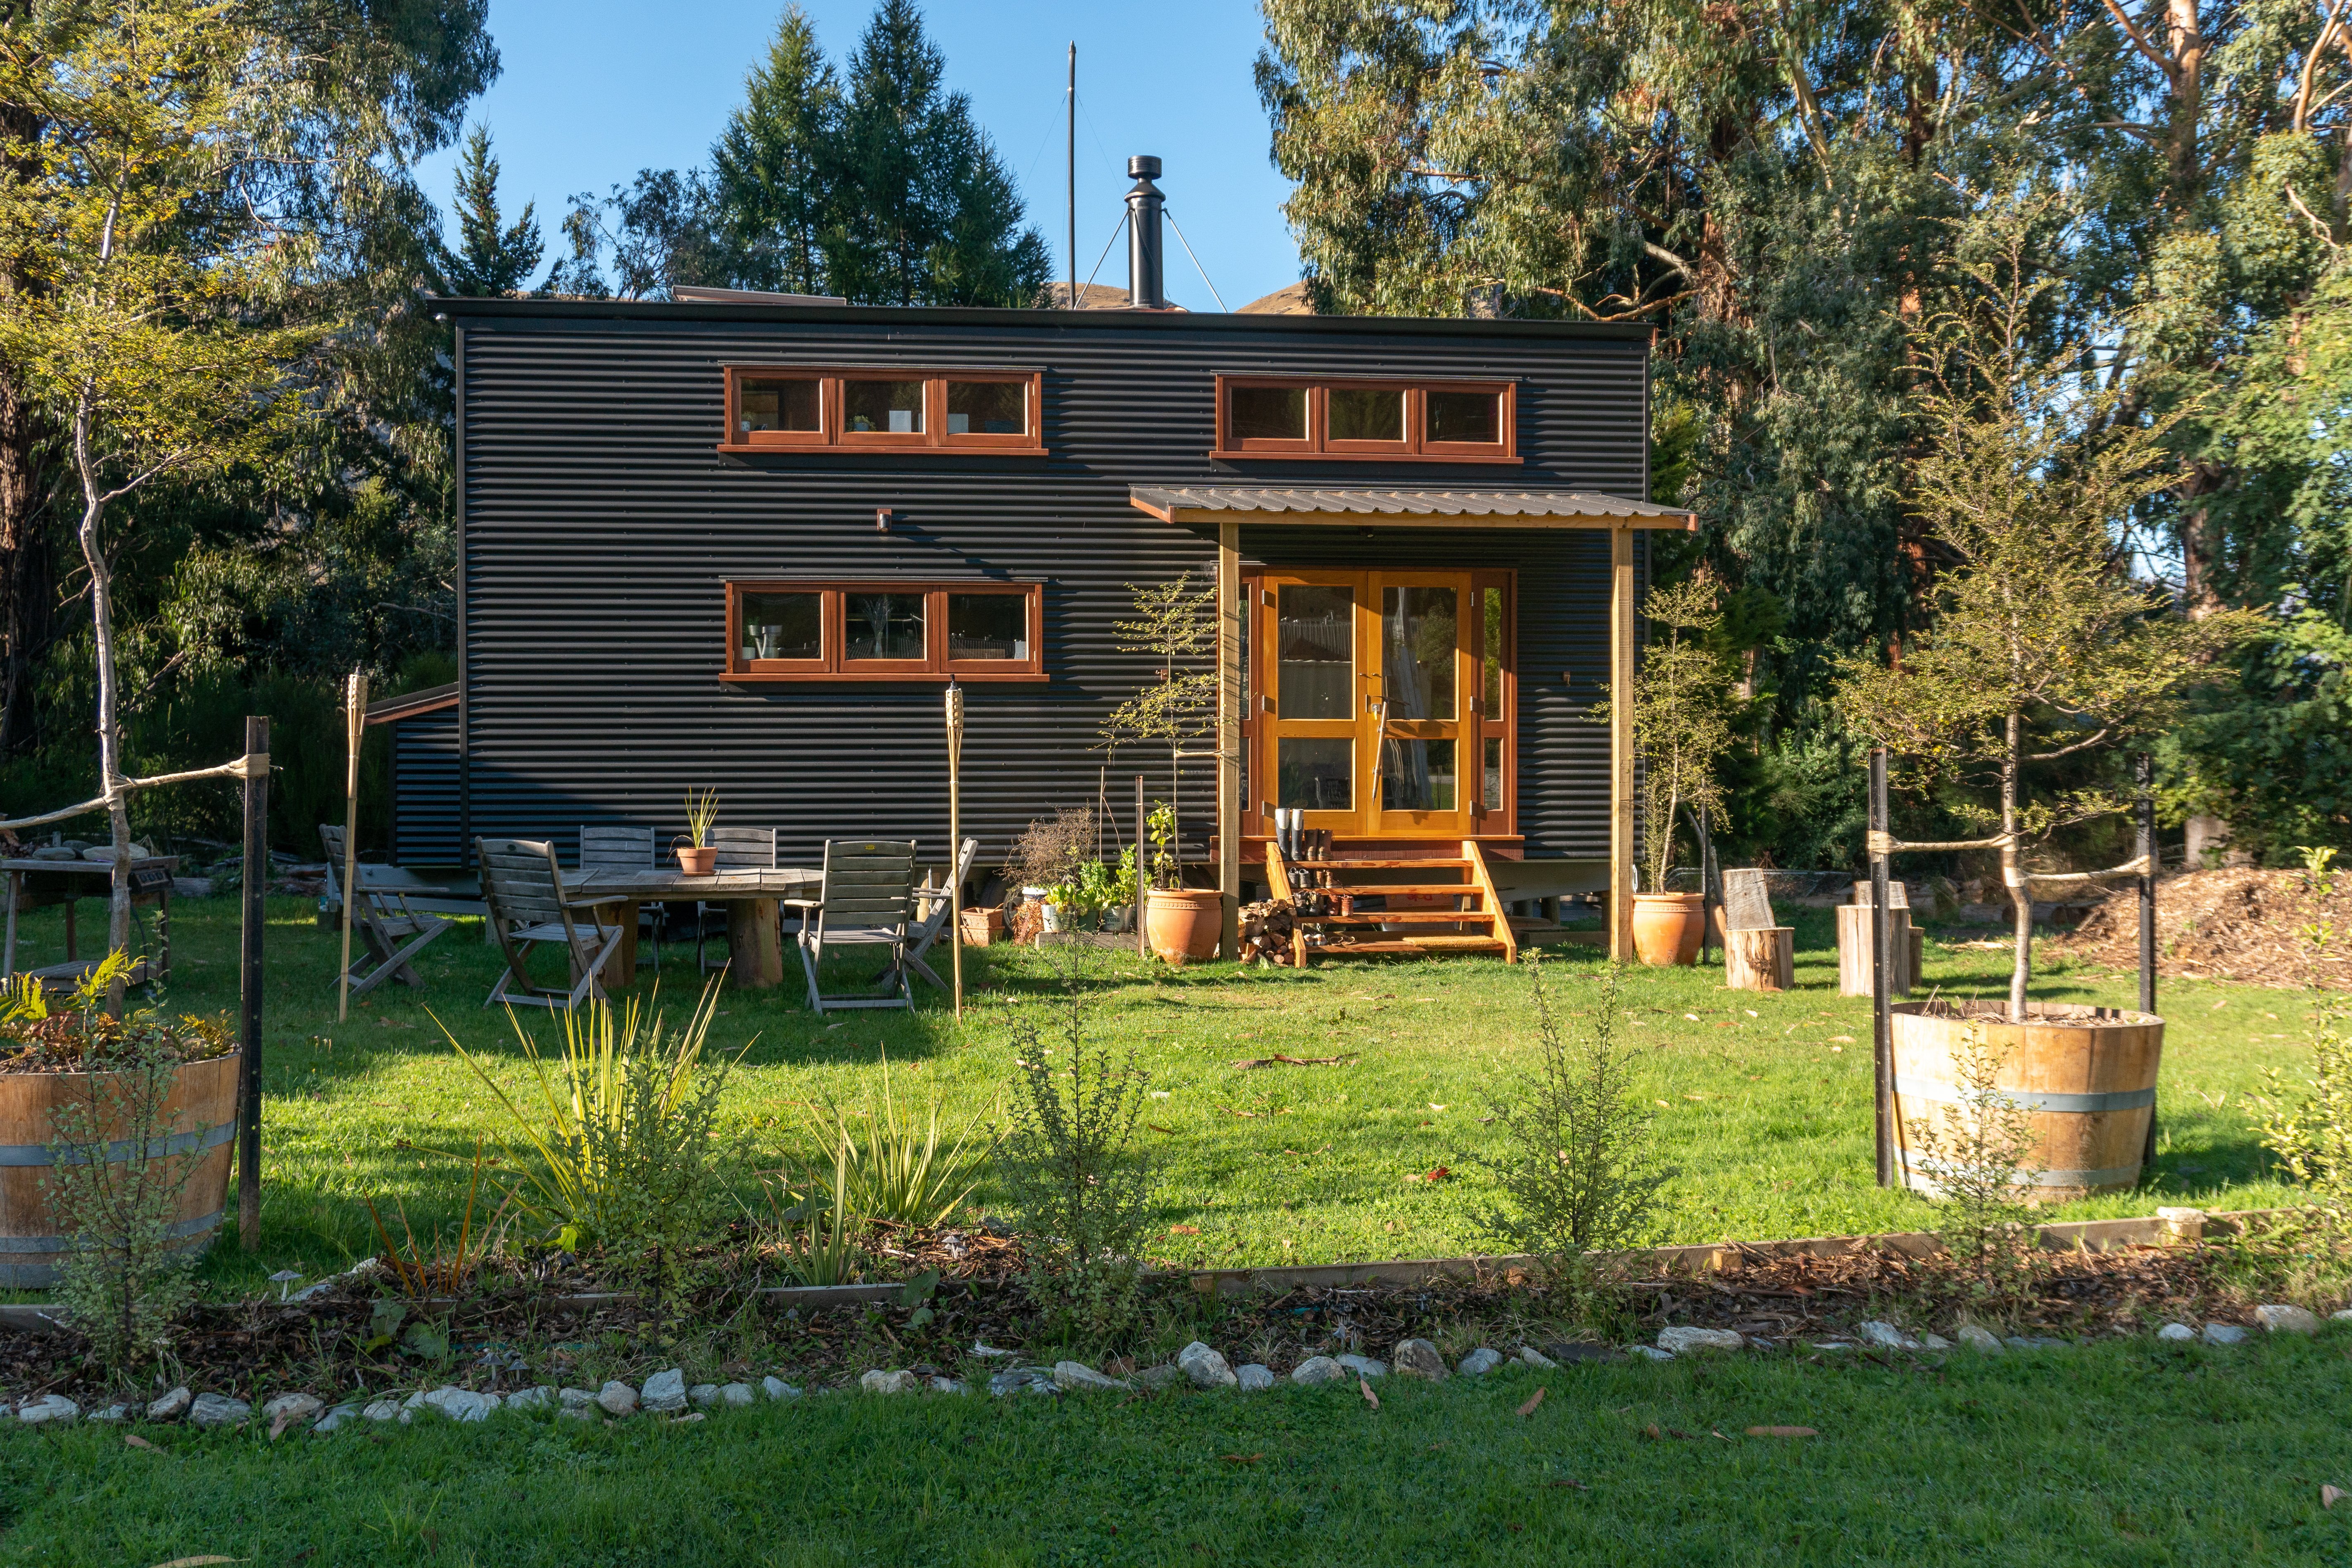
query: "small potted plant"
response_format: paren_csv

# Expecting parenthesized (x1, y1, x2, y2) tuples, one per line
(677, 788, 719, 875)
(1603, 580, 1734, 965)
(1143, 800, 1220, 964)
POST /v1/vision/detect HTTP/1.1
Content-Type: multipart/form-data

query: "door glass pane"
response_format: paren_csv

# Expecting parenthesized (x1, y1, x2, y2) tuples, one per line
(1277, 585, 1353, 718)
(844, 379, 925, 434)
(1279, 738, 1353, 811)
(1483, 735, 1504, 812)
(741, 591, 822, 661)
(1230, 385, 1306, 441)
(946, 381, 1026, 436)
(1381, 737, 1456, 812)
(1329, 388, 1403, 442)
(740, 378, 820, 435)
(1481, 586, 1504, 720)
(946, 593, 1026, 660)
(844, 592, 925, 660)
(1427, 389, 1501, 444)
(1382, 585, 1456, 721)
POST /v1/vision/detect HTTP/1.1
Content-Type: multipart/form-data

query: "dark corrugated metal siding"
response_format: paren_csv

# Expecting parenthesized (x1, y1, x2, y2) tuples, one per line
(443, 304, 1651, 870)
(390, 709, 462, 864)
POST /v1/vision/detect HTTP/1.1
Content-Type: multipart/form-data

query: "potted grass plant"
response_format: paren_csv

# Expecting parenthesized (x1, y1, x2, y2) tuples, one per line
(676, 787, 719, 875)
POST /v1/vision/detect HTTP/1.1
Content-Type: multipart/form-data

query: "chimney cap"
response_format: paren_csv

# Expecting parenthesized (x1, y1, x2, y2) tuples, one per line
(1127, 155, 1162, 181)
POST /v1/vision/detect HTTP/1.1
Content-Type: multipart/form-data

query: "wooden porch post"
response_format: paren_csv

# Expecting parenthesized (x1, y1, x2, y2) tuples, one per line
(1217, 521, 1241, 960)
(1608, 524, 1635, 963)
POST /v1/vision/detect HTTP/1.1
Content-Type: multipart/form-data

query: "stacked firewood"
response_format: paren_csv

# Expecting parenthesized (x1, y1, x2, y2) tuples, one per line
(1238, 899, 1298, 964)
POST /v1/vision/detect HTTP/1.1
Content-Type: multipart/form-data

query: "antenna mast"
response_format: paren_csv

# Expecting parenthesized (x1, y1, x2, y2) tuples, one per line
(1066, 43, 1077, 309)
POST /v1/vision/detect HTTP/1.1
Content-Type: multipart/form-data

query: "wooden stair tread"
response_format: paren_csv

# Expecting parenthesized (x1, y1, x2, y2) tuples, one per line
(1402, 935, 1509, 951)
(1287, 858, 1470, 870)
(1308, 883, 1477, 897)
(1296, 911, 1493, 926)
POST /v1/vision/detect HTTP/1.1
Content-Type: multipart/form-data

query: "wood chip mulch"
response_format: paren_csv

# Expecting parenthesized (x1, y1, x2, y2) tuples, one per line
(2048, 868, 2350, 991)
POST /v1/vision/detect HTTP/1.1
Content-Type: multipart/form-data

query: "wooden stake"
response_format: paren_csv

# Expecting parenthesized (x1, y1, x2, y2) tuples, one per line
(1608, 525, 1635, 962)
(945, 683, 965, 1021)
(1217, 521, 1241, 961)
(1134, 773, 1147, 957)
(237, 714, 269, 1249)
(337, 670, 368, 1023)
(1869, 746, 1895, 1189)
(2138, 751, 2158, 1164)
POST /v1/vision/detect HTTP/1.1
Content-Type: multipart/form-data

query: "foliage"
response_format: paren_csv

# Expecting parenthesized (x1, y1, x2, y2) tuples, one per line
(0, 951, 232, 1071)
(1903, 1022, 2043, 1306)
(1598, 579, 1736, 890)
(1146, 800, 1181, 892)
(438, 986, 740, 1278)
(683, 787, 720, 850)
(362, 1139, 510, 1299)
(759, 1134, 866, 1287)
(434, 125, 543, 297)
(998, 964, 1157, 1339)
(1101, 574, 1219, 873)
(1005, 806, 1096, 893)
(1055, 849, 1138, 926)
(1473, 962, 1669, 1273)
(787, 1051, 996, 1229)
(2257, 849, 2352, 1233)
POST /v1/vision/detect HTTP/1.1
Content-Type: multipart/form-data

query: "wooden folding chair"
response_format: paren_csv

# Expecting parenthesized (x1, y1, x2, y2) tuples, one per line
(475, 838, 625, 1010)
(579, 824, 661, 970)
(784, 839, 919, 1014)
(695, 826, 776, 974)
(321, 825, 451, 997)
(882, 836, 978, 993)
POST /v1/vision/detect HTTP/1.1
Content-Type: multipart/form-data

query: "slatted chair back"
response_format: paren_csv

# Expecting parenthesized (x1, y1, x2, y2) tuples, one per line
(818, 839, 919, 929)
(579, 824, 655, 872)
(473, 837, 622, 1009)
(708, 826, 777, 871)
(478, 839, 570, 929)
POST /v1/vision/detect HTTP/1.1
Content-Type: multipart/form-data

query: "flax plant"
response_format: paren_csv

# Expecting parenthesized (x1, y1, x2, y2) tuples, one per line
(792, 1051, 998, 1229)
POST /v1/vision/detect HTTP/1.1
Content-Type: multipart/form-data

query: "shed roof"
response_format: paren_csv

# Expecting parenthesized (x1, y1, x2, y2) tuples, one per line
(1127, 485, 1694, 530)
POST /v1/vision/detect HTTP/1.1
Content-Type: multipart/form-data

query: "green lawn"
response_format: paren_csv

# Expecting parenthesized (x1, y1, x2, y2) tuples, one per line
(8, 1334, 2351, 1565)
(3, 893, 2319, 1299)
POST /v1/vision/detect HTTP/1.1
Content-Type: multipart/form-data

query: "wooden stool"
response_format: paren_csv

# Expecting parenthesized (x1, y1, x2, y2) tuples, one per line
(1725, 926, 1794, 991)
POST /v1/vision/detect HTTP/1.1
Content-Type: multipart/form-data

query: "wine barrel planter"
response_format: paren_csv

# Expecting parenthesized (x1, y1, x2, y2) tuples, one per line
(1891, 1002, 2162, 1202)
(1630, 892, 1706, 966)
(0, 1052, 239, 1288)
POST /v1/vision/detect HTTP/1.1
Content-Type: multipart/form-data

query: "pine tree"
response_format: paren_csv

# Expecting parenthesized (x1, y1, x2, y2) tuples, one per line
(926, 109, 1051, 307)
(436, 126, 544, 297)
(830, 0, 951, 304)
(711, 7, 841, 296)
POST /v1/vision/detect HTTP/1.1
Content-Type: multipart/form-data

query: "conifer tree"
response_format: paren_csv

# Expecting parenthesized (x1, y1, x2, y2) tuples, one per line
(711, 7, 840, 296)
(436, 125, 543, 297)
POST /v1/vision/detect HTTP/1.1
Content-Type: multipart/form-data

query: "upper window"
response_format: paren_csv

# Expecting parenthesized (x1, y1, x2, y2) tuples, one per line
(721, 368, 1043, 454)
(723, 582, 1044, 682)
(1213, 376, 1517, 463)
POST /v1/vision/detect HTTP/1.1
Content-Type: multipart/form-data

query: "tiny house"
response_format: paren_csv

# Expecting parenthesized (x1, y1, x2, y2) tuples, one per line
(403, 164, 1691, 959)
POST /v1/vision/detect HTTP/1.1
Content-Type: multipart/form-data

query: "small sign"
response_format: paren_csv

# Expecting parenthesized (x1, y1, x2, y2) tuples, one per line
(129, 865, 174, 893)
(1720, 868, 1776, 933)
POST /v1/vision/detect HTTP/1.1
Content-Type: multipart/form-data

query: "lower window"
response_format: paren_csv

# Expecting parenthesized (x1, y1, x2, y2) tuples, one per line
(723, 582, 1044, 681)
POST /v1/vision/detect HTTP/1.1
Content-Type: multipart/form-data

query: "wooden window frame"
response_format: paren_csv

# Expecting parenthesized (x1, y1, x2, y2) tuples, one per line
(719, 367, 1044, 455)
(1211, 374, 1518, 464)
(721, 581, 1046, 683)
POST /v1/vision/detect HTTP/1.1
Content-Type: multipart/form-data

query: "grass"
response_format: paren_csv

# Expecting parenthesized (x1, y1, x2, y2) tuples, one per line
(1, 894, 2321, 1299)
(8, 1335, 2352, 1564)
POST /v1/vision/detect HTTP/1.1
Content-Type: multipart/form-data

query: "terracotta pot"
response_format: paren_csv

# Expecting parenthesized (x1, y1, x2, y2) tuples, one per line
(0, 1052, 239, 1287)
(1891, 1001, 2164, 1202)
(1146, 888, 1224, 965)
(1631, 891, 1706, 966)
(958, 907, 1002, 947)
(675, 845, 717, 876)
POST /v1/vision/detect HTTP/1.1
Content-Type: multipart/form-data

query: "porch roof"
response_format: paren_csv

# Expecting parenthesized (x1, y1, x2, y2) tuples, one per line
(1127, 485, 1695, 530)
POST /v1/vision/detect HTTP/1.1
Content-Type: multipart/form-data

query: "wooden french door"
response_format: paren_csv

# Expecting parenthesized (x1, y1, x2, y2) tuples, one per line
(1248, 569, 1513, 838)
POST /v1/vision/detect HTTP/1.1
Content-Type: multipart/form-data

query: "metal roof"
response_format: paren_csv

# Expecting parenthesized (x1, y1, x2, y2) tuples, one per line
(1129, 485, 1695, 529)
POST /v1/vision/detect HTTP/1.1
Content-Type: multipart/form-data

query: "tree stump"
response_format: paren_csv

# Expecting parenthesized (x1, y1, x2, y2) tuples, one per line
(1725, 926, 1794, 992)
(1836, 905, 1914, 997)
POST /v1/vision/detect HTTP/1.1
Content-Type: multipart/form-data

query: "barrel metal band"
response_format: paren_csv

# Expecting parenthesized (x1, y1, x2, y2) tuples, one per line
(1904, 1154, 2144, 1188)
(1893, 1077, 2155, 1114)
(0, 1120, 235, 1168)
(0, 1209, 224, 1253)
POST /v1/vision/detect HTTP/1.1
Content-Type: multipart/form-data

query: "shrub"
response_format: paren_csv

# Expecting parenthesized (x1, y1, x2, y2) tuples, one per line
(1474, 961, 1670, 1273)
(1903, 1018, 2043, 1304)
(440, 983, 740, 1279)
(997, 968, 1156, 1338)
(2257, 848, 2352, 1239)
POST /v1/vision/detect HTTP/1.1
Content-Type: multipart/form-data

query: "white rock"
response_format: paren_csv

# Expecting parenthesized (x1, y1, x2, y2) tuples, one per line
(559, 1387, 598, 1411)
(1290, 1356, 1347, 1386)
(189, 1393, 250, 1429)
(1919, 1333, 1953, 1351)
(989, 1369, 1054, 1397)
(2255, 1304, 2322, 1335)
(861, 1369, 921, 1395)
(2004, 1336, 2067, 1350)
(595, 1380, 639, 1416)
(640, 1368, 688, 1413)
(1955, 1325, 2004, 1353)
(2333, 1309, 2352, 1323)
(1628, 1344, 1674, 1361)
(760, 1376, 801, 1401)
(2157, 1322, 2197, 1342)
(1456, 1348, 1503, 1377)
(15, 1395, 76, 1427)
(687, 1383, 722, 1408)
(1517, 1347, 1559, 1370)
(928, 1377, 968, 1394)
(403, 1387, 495, 1423)
(146, 1387, 192, 1422)
(1177, 1341, 1238, 1389)
(1334, 1354, 1387, 1379)
(1135, 1364, 1184, 1391)
(503, 1386, 558, 1412)
(1391, 1339, 1450, 1380)
(717, 1382, 755, 1407)
(970, 1342, 1017, 1358)
(2202, 1323, 2248, 1345)
(1657, 1326, 1745, 1355)
(1857, 1321, 1920, 1350)
(89, 1403, 130, 1422)
(1236, 1364, 1275, 1392)
(313, 1403, 364, 1434)
(1051, 1361, 1128, 1393)
(262, 1394, 323, 1425)
(362, 1399, 402, 1423)
(1809, 1342, 1855, 1354)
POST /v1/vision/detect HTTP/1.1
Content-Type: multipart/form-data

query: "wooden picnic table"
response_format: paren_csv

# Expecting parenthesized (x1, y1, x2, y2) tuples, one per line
(563, 866, 819, 990)
(2, 854, 181, 986)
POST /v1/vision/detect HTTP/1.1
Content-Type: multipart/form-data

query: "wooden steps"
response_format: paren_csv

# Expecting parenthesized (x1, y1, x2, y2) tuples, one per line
(1264, 840, 1519, 966)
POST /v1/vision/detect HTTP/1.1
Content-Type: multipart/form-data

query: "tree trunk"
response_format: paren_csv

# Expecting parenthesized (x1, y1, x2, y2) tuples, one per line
(2004, 710, 2029, 1020)
(71, 395, 131, 1013)
(0, 84, 52, 763)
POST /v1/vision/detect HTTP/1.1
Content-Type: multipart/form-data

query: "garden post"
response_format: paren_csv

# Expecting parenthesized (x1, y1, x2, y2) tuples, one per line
(336, 669, 366, 1023)
(1608, 524, 1635, 961)
(1217, 520, 1241, 961)
(945, 683, 964, 1021)
(238, 713, 269, 1248)
(1134, 773, 1147, 957)
(1869, 746, 1894, 1188)
(2138, 752, 2157, 1163)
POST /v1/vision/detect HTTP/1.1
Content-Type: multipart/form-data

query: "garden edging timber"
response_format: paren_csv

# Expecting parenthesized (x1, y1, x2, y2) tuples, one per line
(0, 1207, 2273, 1332)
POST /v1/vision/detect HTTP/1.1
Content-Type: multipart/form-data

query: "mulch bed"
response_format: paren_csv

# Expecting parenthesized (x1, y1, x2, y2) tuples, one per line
(2048, 868, 2349, 991)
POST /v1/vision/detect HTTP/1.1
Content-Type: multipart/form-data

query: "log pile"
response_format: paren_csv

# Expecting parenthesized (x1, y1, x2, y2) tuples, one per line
(1238, 899, 1297, 964)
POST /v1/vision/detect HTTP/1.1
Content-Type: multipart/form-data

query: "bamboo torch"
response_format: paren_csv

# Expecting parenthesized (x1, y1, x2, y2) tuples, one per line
(336, 669, 368, 1023)
(945, 682, 966, 1020)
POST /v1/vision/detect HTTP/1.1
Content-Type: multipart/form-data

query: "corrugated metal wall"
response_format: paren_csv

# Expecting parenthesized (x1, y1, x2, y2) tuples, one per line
(439, 302, 1651, 871)
(390, 709, 463, 864)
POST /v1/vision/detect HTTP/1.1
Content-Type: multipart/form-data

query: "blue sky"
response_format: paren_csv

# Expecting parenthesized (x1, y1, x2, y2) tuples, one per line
(413, 0, 1306, 311)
